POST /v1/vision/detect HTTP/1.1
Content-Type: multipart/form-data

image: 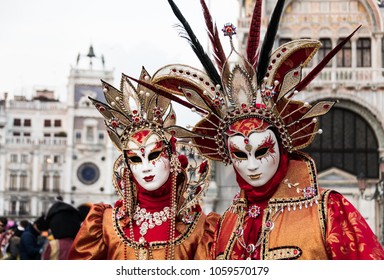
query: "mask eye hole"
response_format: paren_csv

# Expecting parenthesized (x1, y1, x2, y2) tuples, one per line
(148, 151, 162, 161)
(255, 147, 270, 159)
(128, 156, 142, 164)
(233, 151, 247, 160)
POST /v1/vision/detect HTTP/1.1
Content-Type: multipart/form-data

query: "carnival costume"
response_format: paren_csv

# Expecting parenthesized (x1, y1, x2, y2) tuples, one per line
(68, 68, 217, 260)
(127, 0, 384, 260)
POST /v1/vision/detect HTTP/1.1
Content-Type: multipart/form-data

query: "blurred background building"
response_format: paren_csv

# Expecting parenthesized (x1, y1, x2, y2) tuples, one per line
(0, 46, 118, 220)
(0, 0, 383, 244)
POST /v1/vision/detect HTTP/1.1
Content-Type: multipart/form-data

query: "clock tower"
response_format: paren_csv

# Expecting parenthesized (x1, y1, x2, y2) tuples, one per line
(65, 45, 118, 208)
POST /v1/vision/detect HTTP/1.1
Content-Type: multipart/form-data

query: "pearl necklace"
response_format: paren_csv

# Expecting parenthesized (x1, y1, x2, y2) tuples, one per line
(133, 205, 171, 241)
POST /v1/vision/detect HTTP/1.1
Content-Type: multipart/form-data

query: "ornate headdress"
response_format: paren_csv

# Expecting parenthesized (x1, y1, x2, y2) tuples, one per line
(90, 65, 211, 208)
(90, 67, 177, 151)
(90, 67, 211, 260)
(126, 0, 360, 165)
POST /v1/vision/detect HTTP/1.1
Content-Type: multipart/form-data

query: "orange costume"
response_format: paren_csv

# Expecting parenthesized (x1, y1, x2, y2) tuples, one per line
(212, 152, 384, 260)
(69, 185, 217, 260)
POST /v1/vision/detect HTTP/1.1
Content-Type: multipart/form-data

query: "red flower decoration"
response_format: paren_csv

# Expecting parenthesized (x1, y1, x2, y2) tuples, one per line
(248, 205, 261, 218)
(178, 154, 189, 169)
(199, 160, 208, 174)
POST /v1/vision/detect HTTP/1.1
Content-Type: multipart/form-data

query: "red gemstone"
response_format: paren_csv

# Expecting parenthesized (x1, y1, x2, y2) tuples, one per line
(244, 139, 249, 144)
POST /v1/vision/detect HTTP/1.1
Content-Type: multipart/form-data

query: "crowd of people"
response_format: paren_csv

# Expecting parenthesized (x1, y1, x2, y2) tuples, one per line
(0, 198, 87, 260)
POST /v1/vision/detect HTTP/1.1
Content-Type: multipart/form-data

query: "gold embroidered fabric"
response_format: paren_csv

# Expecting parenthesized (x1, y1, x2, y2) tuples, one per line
(68, 203, 219, 260)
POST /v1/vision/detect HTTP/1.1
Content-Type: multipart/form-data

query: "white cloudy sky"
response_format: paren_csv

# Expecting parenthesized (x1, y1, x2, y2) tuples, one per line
(0, 0, 239, 102)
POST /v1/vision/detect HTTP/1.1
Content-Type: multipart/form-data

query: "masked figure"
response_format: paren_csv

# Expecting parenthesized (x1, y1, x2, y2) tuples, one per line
(68, 68, 217, 260)
(128, 0, 384, 260)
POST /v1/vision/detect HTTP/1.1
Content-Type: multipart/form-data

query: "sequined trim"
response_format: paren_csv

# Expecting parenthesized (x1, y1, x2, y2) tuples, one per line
(112, 207, 201, 249)
(265, 246, 302, 260)
(318, 189, 332, 243)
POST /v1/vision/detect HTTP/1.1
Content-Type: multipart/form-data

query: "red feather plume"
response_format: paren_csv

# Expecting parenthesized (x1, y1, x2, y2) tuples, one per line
(246, 0, 263, 68)
(200, 0, 227, 73)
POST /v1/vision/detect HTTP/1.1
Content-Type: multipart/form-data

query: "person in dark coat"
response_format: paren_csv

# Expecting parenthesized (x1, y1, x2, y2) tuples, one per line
(41, 201, 81, 260)
(19, 216, 48, 260)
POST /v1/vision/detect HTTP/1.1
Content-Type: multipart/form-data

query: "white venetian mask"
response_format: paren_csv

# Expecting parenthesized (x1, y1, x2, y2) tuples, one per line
(227, 129, 280, 187)
(125, 133, 171, 191)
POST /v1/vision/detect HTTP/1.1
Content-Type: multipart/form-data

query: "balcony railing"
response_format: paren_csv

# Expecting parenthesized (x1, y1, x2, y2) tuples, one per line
(302, 67, 384, 89)
(8, 100, 67, 110)
(6, 137, 67, 146)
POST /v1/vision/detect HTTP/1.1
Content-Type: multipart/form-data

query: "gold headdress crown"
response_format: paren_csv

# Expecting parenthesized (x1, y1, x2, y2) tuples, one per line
(90, 67, 177, 151)
(90, 66, 211, 219)
(127, 0, 360, 164)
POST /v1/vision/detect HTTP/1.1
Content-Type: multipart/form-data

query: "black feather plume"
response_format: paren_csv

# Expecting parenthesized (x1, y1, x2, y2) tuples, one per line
(167, 0, 222, 87)
(256, 0, 286, 85)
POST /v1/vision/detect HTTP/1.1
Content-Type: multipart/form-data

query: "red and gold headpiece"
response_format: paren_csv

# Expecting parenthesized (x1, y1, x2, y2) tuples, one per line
(126, 0, 360, 164)
(89, 67, 177, 151)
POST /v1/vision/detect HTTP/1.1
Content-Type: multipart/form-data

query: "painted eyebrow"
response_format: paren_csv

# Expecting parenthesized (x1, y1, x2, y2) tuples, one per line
(256, 134, 275, 151)
(229, 142, 242, 153)
(126, 150, 138, 156)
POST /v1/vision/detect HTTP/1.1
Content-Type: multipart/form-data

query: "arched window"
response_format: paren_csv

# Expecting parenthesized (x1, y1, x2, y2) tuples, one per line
(42, 174, 50, 192)
(303, 107, 379, 179)
(357, 38, 371, 67)
(53, 173, 61, 193)
(337, 38, 351, 67)
(20, 173, 28, 191)
(9, 173, 17, 191)
(318, 38, 332, 67)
